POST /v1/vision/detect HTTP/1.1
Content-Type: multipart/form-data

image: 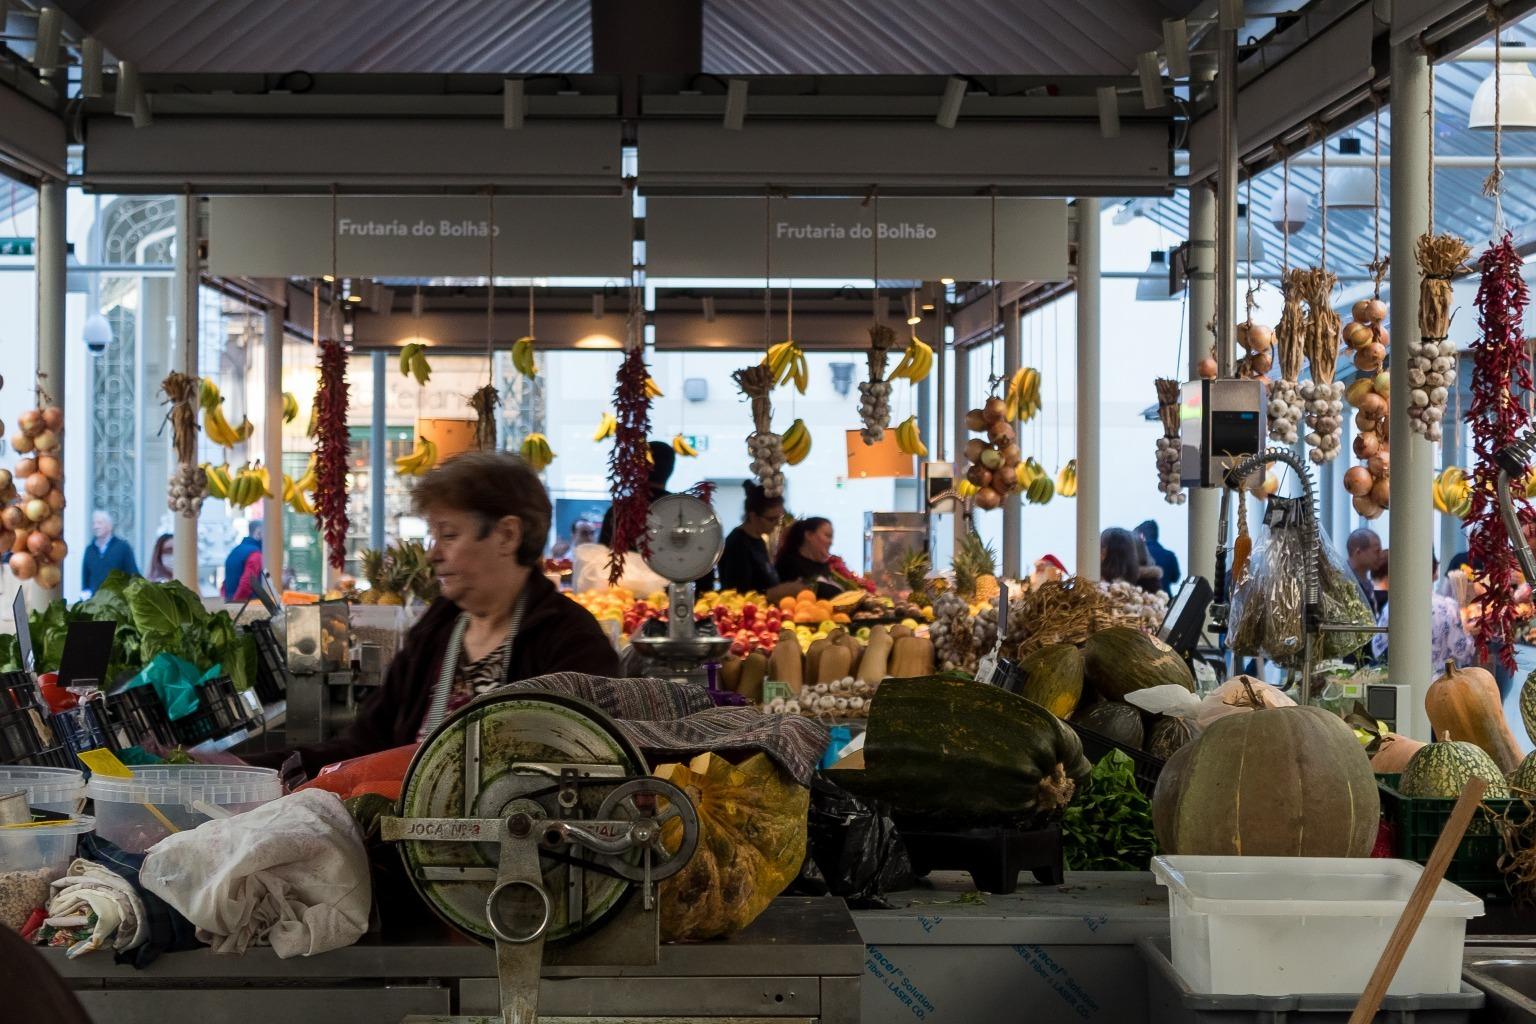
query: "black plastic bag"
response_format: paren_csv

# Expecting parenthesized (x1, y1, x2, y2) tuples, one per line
(793, 771, 913, 908)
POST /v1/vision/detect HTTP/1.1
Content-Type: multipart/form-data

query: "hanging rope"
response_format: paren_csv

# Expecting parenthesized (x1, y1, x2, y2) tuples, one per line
(1368, 94, 1389, 299)
(1243, 167, 1256, 323)
(871, 187, 881, 323)
(989, 188, 1000, 388)
(1317, 123, 1329, 269)
(1427, 37, 1437, 234)
(1280, 145, 1291, 272)
(763, 188, 772, 352)
(328, 184, 340, 341)
(485, 188, 496, 385)
(1483, 9, 1506, 232)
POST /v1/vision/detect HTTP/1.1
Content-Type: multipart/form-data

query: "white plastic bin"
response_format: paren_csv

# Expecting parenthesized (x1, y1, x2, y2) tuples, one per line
(0, 815, 93, 930)
(86, 764, 280, 853)
(0, 766, 85, 814)
(1150, 855, 1483, 997)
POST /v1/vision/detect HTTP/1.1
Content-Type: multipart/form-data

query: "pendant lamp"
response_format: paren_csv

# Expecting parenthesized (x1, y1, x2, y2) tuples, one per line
(1136, 250, 1174, 300)
(1470, 46, 1536, 130)
(1234, 203, 1266, 264)
(1267, 183, 1312, 234)
(1323, 136, 1376, 208)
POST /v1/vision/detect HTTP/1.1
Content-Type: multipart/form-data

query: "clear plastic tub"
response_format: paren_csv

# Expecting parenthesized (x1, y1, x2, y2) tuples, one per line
(0, 815, 93, 930)
(0, 766, 85, 815)
(1151, 855, 1483, 997)
(86, 764, 280, 853)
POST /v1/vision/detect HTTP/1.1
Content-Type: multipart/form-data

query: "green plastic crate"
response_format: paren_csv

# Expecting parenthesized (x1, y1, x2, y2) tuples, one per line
(1376, 772, 1525, 902)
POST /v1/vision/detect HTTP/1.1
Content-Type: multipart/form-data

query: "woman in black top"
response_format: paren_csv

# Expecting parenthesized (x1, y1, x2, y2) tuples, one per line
(773, 516, 846, 600)
(718, 482, 794, 597)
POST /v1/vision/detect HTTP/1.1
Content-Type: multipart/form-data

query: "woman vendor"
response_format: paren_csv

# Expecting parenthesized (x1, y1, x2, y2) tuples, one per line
(718, 482, 800, 601)
(249, 450, 619, 776)
(772, 517, 872, 599)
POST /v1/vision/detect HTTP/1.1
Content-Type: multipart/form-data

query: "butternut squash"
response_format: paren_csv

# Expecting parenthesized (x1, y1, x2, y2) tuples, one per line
(718, 656, 744, 692)
(817, 643, 853, 683)
(738, 651, 769, 702)
(805, 639, 829, 683)
(889, 636, 935, 677)
(1425, 660, 1524, 774)
(858, 626, 893, 684)
(835, 634, 862, 678)
(889, 624, 915, 640)
(765, 630, 801, 689)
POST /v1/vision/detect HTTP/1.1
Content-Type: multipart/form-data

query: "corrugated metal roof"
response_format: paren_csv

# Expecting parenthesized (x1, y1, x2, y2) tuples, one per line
(1138, 20, 1536, 287)
(54, 0, 1198, 76)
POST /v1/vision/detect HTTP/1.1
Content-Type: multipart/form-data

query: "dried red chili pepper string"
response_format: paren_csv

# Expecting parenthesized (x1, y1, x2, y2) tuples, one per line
(314, 338, 351, 571)
(607, 182, 654, 584)
(1467, 232, 1533, 670)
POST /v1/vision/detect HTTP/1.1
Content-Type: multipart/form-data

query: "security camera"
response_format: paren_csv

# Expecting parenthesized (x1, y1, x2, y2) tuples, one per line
(82, 314, 113, 354)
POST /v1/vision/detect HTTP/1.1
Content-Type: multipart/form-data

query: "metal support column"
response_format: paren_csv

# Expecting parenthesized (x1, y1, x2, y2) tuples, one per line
(1213, 7, 1239, 379)
(262, 303, 285, 589)
(1439, 359, 1468, 563)
(35, 179, 66, 594)
(1389, 39, 1433, 741)
(172, 194, 200, 589)
(1001, 299, 1022, 578)
(953, 330, 971, 552)
(1075, 198, 1102, 580)
(371, 349, 387, 551)
(1187, 182, 1218, 584)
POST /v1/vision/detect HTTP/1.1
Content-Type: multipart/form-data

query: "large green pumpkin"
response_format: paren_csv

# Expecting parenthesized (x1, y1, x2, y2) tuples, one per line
(1510, 751, 1536, 794)
(1017, 643, 1084, 719)
(1083, 627, 1193, 700)
(1151, 704, 1379, 856)
(836, 673, 1093, 827)
(1076, 700, 1145, 750)
(1521, 670, 1536, 750)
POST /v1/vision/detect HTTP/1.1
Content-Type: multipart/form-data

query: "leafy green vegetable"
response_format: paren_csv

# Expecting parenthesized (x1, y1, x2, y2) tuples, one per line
(1061, 749, 1158, 872)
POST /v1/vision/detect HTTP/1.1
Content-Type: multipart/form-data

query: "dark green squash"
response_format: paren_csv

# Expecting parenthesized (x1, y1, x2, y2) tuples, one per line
(1075, 701, 1145, 750)
(1510, 750, 1536, 794)
(836, 673, 1092, 826)
(1400, 737, 1509, 798)
(1145, 715, 1197, 760)
(1083, 627, 1193, 700)
(1018, 643, 1084, 719)
(1151, 704, 1379, 856)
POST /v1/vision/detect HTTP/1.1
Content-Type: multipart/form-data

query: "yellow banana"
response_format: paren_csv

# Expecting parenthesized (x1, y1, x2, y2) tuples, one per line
(672, 433, 698, 457)
(512, 337, 538, 379)
(203, 463, 230, 500)
(288, 491, 315, 516)
(956, 478, 978, 499)
(399, 343, 418, 378)
(1056, 459, 1078, 498)
(892, 337, 934, 383)
(782, 418, 811, 466)
(520, 433, 555, 471)
(895, 415, 927, 457)
(234, 415, 255, 443)
(1005, 367, 1043, 423)
(306, 399, 319, 439)
(394, 435, 437, 477)
(203, 405, 243, 448)
(292, 455, 317, 494)
(199, 378, 221, 412)
(282, 392, 299, 424)
(644, 377, 664, 399)
(763, 341, 808, 394)
(409, 348, 432, 386)
(593, 412, 617, 442)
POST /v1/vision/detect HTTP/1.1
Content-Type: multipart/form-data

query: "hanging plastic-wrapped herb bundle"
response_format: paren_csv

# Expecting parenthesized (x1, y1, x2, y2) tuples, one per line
(314, 338, 351, 571)
(1468, 231, 1533, 670)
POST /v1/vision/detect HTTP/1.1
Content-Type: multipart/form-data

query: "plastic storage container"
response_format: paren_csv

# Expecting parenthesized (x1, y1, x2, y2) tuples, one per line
(1151, 855, 1483, 997)
(0, 766, 85, 814)
(0, 815, 94, 930)
(86, 764, 281, 853)
(1139, 937, 1484, 1024)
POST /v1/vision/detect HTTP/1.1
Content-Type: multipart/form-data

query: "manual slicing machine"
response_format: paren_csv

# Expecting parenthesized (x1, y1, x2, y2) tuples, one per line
(380, 689, 700, 1024)
(627, 493, 732, 684)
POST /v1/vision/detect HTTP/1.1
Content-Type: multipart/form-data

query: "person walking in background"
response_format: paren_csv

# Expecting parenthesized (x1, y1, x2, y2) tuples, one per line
(1346, 527, 1382, 611)
(1371, 551, 1474, 671)
(146, 533, 175, 583)
(1135, 520, 1180, 594)
(81, 510, 139, 596)
(221, 522, 262, 602)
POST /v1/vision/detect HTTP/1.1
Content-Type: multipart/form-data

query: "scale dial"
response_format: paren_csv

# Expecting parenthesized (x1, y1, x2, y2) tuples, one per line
(643, 493, 724, 582)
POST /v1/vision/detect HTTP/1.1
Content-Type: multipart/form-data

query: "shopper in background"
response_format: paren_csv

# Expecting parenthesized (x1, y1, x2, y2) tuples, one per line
(1098, 527, 1143, 587)
(221, 523, 262, 602)
(1132, 535, 1165, 594)
(774, 517, 849, 599)
(146, 533, 175, 583)
(1135, 520, 1180, 594)
(1346, 527, 1382, 609)
(81, 510, 139, 596)
(248, 450, 618, 777)
(1371, 550, 1474, 672)
(719, 482, 798, 600)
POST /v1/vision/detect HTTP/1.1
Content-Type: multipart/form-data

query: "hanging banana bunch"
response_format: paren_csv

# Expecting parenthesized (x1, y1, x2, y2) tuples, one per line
(282, 392, 300, 424)
(1004, 367, 1043, 423)
(1019, 457, 1054, 505)
(520, 432, 555, 471)
(284, 454, 318, 515)
(199, 379, 255, 448)
(781, 418, 811, 466)
(644, 377, 664, 399)
(890, 335, 934, 384)
(1055, 459, 1078, 498)
(764, 340, 809, 394)
(1432, 466, 1472, 518)
(895, 415, 927, 457)
(593, 411, 617, 442)
(398, 342, 432, 385)
(671, 434, 698, 457)
(207, 462, 268, 509)
(394, 436, 438, 478)
(511, 336, 538, 379)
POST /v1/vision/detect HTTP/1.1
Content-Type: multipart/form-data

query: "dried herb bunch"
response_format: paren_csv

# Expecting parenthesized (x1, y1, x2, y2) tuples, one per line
(857, 323, 896, 444)
(468, 384, 499, 451)
(1297, 267, 1346, 464)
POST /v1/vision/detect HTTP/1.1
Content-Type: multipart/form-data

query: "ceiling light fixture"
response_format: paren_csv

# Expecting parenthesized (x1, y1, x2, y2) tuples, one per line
(1138, 52, 1164, 110)
(80, 37, 103, 98)
(1096, 86, 1120, 139)
(1162, 18, 1190, 79)
(723, 79, 748, 131)
(33, 6, 61, 72)
(1234, 203, 1267, 264)
(936, 76, 967, 129)
(1470, 45, 1536, 130)
(1266, 183, 1312, 234)
(114, 60, 150, 128)
(1323, 136, 1376, 208)
(503, 78, 525, 129)
(1135, 250, 1173, 301)
(940, 277, 955, 285)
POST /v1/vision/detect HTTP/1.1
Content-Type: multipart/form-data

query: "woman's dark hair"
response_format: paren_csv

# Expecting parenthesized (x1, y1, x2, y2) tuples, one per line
(1099, 527, 1141, 585)
(778, 517, 831, 562)
(742, 481, 784, 519)
(149, 533, 174, 579)
(412, 451, 551, 567)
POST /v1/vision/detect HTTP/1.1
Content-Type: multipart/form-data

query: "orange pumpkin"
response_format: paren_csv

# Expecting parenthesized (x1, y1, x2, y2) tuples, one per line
(1369, 733, 1425, 774)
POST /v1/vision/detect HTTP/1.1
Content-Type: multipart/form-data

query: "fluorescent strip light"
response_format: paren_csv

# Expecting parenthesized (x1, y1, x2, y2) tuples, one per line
(1096, 86, 1120, 139)
(723, 79, 748, 131)
(1138, 52, 1164, 110)
(33, 6, 61, 71)
(502, 78, 525, 130)
(936, 76, 966, 129)
(1163, 18, 1190, 79)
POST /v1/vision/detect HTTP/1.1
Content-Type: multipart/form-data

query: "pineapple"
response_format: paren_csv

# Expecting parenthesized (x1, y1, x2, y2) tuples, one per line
(955, 533, 999, 603)
(359, 548, 387, 604)
(899, 550, 932, 606)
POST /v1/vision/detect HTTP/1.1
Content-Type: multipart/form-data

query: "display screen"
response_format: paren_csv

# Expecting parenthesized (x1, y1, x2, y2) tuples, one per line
(1210, 410, 1261, 461)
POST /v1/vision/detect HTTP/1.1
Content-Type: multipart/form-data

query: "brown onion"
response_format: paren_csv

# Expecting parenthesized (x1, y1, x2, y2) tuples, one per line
(1354, 433, 1381, 459)
(1352, 495, 1383, 518)
(41, 407, 63, 432)
(1370, 476, 1391, 507)
(982, 397, 1007, 424)
(25, 473, 49, 498)
(9, 552, 36, 580)
(974, 486, 1003, 510)
(37, 455, 60, 482)
(47, 539, 67, 562)
(1344, 466, 1373, 496)
(36, 563, 60, 590)
(1367, 452, 1390, 477)
(25, 531, 48, 557)
(39, 514, 62, 538)
(1197, 356, 1217, 379)
(23, 499, 48, 523)
(1359, 392, 1388, 418)
(964, 409, 987, 432)
(45, 489, 63, 512)
(1366, 299, 1387, 321)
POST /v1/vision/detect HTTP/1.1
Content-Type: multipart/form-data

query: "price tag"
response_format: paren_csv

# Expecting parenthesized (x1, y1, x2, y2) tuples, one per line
(77, 747, 133, 779)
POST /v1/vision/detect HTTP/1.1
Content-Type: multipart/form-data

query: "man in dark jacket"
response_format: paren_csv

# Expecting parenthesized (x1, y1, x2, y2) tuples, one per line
(1135, 520, 1180, 595)
(82, 510, 139, 595)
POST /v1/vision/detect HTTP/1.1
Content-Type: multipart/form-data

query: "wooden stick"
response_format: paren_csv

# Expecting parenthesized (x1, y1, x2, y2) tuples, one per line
(1347, 776, 1487, 1024)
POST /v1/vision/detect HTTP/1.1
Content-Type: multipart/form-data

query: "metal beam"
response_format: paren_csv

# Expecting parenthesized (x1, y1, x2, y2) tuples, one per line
(1075, 199, 1101, 581)
(173, 193, 200, 589)
(262, 303, 285, 590)
(1001, 301, 1021, 579)
(1187, 182, 1218, 587)
(0, 77, 65, 183)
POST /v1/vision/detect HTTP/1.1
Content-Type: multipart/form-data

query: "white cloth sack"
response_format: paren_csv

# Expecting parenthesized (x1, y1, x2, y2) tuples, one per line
(142, 788, 371, 958)
(43, 859, 148, 958)
(572, 541, 668, 597)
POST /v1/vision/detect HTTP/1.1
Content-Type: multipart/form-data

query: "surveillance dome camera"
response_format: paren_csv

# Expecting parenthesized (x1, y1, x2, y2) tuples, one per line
(82, 314, 113, 354)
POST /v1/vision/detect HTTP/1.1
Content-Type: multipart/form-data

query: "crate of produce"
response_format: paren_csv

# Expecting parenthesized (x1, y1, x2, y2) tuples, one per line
(248, 619, 290, 704)
(49, 702, 118, 759)
(0, 705, 70, 769)
(86, 764, 281, 853)
(169, 704, 224, 746)
(0, 816, 95, 931)
(1376, 773, 1523, 901)
(1138, 936, 1483, 1024)
(104, 685, 178, 749)
(1070, 719, 1165, 799)
(197, 675, 250, 733)
(1151, 855, 1482, 998)
(0, 671, 43, 712)
(0, 765, 84, 814)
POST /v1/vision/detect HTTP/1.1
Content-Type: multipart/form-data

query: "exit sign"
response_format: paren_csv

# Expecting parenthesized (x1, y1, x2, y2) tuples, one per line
(0, 238, 34, 256)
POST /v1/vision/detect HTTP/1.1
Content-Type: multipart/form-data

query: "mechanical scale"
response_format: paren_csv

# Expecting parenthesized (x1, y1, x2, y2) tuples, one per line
(627, 492, 731, 683)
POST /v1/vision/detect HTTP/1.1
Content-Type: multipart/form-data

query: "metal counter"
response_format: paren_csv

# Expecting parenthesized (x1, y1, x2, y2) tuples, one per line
(852, 871, 1172, 1024)
(46, 896, 862, 1024)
